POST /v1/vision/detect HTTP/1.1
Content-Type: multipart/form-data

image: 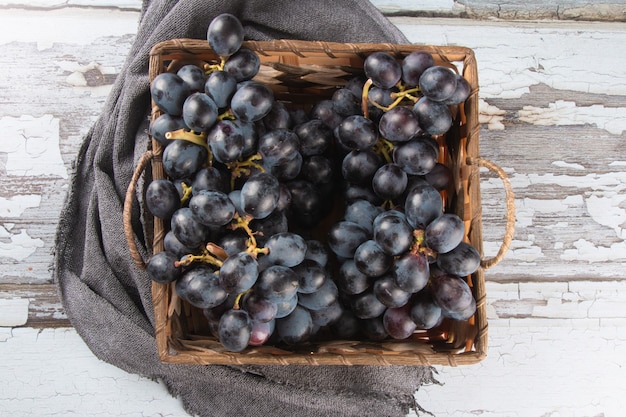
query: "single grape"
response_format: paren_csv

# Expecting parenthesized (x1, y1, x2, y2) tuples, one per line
(149, 113, 187, 147)
(401, 51, 434, 86)
(344, 183, 384, 206)
(373, 210, 414, 256)
(368, 86, 396, 108)
(293, 259, 327, 294)
(219, 251, 259, 294)
(344, 76, 366, 97)
(444, 74, 471, 105)
(351, 290, 387, 319)
(175, 265, 229, 309)
(146, 251, 182, 284)
(276, 305, 313, 345)
(255, 265, 299, 302)
(249, 210, 289, 246)
(410, 289, 443, 329)
(430, 273, 475, 320)
(240, 172, 281, 219)
(150, 72, 190, 116)
(392, 137, 438, 176)
(258, 129, 300, 167)
(425, 213, 465, 254)
(249, 319, 275, 346)
(354, 240, 393, 278)
(264, 232, 307, 267)
(301, 155, 334, 185)
(218, 229, 249, 256)
(189, 190, 235, 227)
(207, 119, 245, 163)
(372, 163, 408, 201)
(328, 221, 370, 259)
(162, 139, 208, 180)
(332, 88, 361, 116)
(170, 207, 210, 248)
(419, 66, 458, 102)
(310, 99, 343, 129)
(192, 166, 228, 195)
(177, 64, 206, 92)
(338, 259, 373, 295)
(341, 149, 383, 184)
(373, 274, 412, 308)
(364, 51, 401, 89)
(243, 291, 278, 323)
(308, 301, 343, 327)
(207, 13, 244, 57)
(145, 178, 180, 220)
(336, 115, 378, 150)
(424, 162, 452, 191)
(304, 240, 328, 268)
(294, 119, 333, 156)
(404, 183, 443, 229)
(164, 230, 201, 258)
(413, 96, 453, 136)
(263, 101, 293, 131)
(230, 82, 274, 122)
(393, 251, 430, 293)
(218, 309, 252, 352)
(436, 241, 481, 276)
(266, 151, 302, 182)
(383, 304, 417, 339)
(344, 200, 383, 235)
(297, 278, 338, 311)
(378, 106, 421, 143)
(223, 48, 261, 82)
(275, 293, 299, 319)
(361, 316, 388, 341)
(204, 70, 237, 108)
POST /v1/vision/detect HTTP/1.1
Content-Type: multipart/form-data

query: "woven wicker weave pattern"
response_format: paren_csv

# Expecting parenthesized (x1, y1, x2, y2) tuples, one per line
(122, 39, 515, 366)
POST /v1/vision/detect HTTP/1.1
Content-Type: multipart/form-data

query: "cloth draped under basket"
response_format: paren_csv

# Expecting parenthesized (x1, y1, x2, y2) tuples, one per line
(123, 39, 516, 367)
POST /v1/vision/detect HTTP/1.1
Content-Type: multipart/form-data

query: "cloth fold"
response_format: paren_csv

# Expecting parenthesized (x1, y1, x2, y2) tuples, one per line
(53, 1, 434, 416)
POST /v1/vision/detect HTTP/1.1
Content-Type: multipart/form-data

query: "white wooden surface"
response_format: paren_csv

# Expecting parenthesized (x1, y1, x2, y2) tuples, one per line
(1, 2, 626, 416)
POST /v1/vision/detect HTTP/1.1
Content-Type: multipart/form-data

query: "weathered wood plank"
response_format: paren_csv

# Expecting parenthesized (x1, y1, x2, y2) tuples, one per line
(0, 284, 69, 328)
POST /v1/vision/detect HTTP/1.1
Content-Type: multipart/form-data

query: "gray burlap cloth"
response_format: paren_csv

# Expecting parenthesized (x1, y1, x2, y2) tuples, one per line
(53, 1, 435, 416)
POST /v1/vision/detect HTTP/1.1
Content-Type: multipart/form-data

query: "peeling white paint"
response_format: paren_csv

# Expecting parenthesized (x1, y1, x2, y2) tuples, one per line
(0, 115, 68, 178)
(585, 194, 626, 239)
(518, 100, 626, 135)
(479, 99, 506, 130)
(0, 299, 29, 327)
(483, 239, 544, 262)
(0, 195, 42, 218)
(0, 227, 44, 261)
(561, 238, 626, 263)
(552, 161, 585, 170)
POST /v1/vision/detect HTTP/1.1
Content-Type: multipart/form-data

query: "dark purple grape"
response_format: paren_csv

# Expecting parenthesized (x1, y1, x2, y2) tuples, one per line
(286, 179, 324, 226)
(368, 86, 396, 107)
(258, 129, 300, 166)
(240, 172, 281, 219)
(401, 51, 434, 86)
(176, 265, 229, 309)
(301, 155, 334, 185)
(310, 100, 343, 129)
(189, 190, 235, 227)
(170, 207, 210, 248)
(204, 70, 237, 108)
(419, 66, 458, 102)
(218, 229, 249, 256)
(430, 274, 475, 319)
(230, 82, 274, 122)
(164, 230, 201, 258)
(308, 301, 343, 327)
(444, 74, 471, 105)
(207, 13, 244, 57)
(444, 297, 476, 321)
(361, 316, 388, 341)
(413, 96, 452, 136)
(219, 251, 259, 294)
(224, 48, 261, 82)
(255, 265, 299, 302)
(425, 213, 465, 254)
(263, 101, 293, 131)
(336, 115, 378, 150)
(249, 319, 275, 346)
(404, 183, 443, 229)
(304, 240, 328, 267)
(218, 309, 252, 352)
(330, 310, 361, 339)
(162, 139, 208, 180)
(373, 274, 412, 308)
(275, 294, 298, 319)
(177, 64, 206, 92)
(192, 166, 228, 195)
(383, 304, 417, 339)
(410, 289, 443, 329)
(150, 72, 190, 116)
(276, 305, 313, 345)
(332, 88, 361, 116)
(207, 119, 245, 163)
(266, 151, 302, 182)
(293, 259, 327, 294)
(328, 221, 370, 259)
(149, 113, 187, 147)
(341, 149, 383, 184)
(437, 241, 481, 276)
(351, 290, 387, 319)
(373, 210, 414, 256)
(294, 119, 333, 156)
(264, 232, 307, 267)
(146, 251, 182, 284)
(378, 106, 421, 143)
(364, 51, 401, 89)
(393, 252, 429, 293)
(344, 183, 384, 206)
(243, 292, 278, 323)
(354, 240, 393, 278)
(338, 259, 372, 295)
(372, 163, 408, 201)
(392, 138, 438, 176)
(345, 76, 366, 97)
(424, 162, 452, 191)
(297, 278, 338, 311)
(344, 199, 383, 235)
(146, 178, 180, 220)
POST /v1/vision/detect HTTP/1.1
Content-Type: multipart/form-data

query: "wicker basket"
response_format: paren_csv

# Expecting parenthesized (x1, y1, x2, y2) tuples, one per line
(124, 39, 515, 366)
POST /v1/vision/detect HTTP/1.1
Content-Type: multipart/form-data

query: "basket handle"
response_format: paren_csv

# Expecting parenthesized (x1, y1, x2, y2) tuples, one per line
(466, 157, 516, 270)
(123, 150, 155, 269)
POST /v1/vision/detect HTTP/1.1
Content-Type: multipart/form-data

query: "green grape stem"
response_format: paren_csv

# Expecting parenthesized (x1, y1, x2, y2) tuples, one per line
(203, 57, 227, 75)
(373, 137, 394, 164)
(165, 128, 209, 150)
(175, 252, 224, 269)
(230, 213, 269, 258)
(361, 78, 374, 119)
(227, 153, 265, 191)
(179, 182, 193, 205)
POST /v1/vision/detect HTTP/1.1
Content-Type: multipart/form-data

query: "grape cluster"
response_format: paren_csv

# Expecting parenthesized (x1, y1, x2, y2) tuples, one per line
(144, 13, 480, 352)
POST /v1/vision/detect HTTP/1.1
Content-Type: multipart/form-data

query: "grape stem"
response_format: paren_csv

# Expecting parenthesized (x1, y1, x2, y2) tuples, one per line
(175, 252, 223, 269)
(227, 153, 265, 191)
(373, 137, 394, 164)
(410, 229, 437, 260)
(165, 128, 209, 150)
(179, 182, 193, 205)
(369, 86, 421, 112)
(203, 57, 227, 75)
(361, 78, 374, 119)
(230, 213, 270, 258)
